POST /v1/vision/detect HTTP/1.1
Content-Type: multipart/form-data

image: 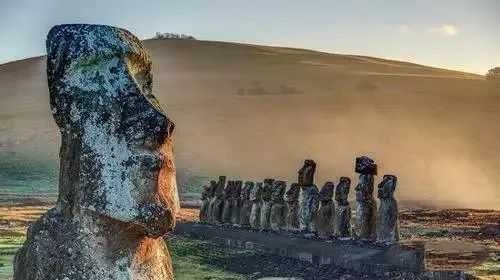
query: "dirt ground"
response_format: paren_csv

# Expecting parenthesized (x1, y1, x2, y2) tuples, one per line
(0, 206, 498, 279)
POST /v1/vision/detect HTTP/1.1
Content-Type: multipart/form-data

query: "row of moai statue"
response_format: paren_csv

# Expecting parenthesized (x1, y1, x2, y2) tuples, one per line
(199, 156, 399, 243)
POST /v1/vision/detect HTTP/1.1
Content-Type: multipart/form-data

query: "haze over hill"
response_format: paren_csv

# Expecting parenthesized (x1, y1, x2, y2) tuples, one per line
(0, 39, 499, 209)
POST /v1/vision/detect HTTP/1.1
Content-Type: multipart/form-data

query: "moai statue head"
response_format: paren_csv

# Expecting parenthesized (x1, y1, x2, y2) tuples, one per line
(216, 176, 227, 194)
(208, 180, 217, 197)
(250, 182, 263, 201)
(201, 185, 210, 200)
(298, 159, 316, 186)
(233, 180, 243, 198)
(271, 180, 287, 202)
(241, 181, 254, 200)
(319, 181, 335, 201)
(355, 174, 375, 202)
(224, 180, 235, 199)
(377, 175, 397, 199)
(335, 177, 351, 203)
(262, 178, 275, 201)
(285, 183, 301, 202)
(46, 24, 178, 237)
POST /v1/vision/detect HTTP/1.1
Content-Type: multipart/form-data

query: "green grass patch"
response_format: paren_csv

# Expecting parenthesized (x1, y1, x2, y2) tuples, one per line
(0, 236, 25, 280)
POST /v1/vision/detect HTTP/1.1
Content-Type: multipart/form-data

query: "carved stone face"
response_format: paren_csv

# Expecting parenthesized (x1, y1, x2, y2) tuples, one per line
(377, 175, 397, 199)
(355, 174, 374, 202)
(298, 159, 316, 186)
(241, 181, 254, 200)
(208, 180, 217, 197)
(46, 24, 178, 237)
(319, 181, 335, 201)
(286, 183, 301, 202)
(262, 178, 275, 201)
(335, 177, 351, 202)
(250, 182, 263, 201)
(233, 180, 243, 198)
(271, 180, 286, 202)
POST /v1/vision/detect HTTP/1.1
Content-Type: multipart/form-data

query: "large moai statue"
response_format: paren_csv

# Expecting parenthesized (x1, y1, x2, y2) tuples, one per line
(14, 24, 179, 280)
(285, 183, 301, 231)
(376, 175, 400, 243)
(334, 177, 352, 238)
(209, 176, 226, 224)
(222, 180, 235, 223)
(260, 178, 275, 230)
(315, 181, 335, 236)
(239, 181, 254, 227)
(231, 180, 243, 225)
(249, 182, 263, 228)
(199, 184, 211, 222)
(298, 159, 317, 187)
(354, 156, 377, 240)
(270, 180, 287, 231)
(299, 185, 320, 233)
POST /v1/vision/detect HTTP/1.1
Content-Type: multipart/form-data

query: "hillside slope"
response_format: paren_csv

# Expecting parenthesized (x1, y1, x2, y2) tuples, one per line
(0, 39, 498, 209)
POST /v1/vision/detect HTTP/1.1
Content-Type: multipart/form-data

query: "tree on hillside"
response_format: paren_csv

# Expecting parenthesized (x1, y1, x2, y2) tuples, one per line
(154, 32, 196, 40)
(486, 67, 500, 80)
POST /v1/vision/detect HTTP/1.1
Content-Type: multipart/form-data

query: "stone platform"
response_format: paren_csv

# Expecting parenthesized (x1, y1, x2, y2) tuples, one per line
(174, 222, 426, 274)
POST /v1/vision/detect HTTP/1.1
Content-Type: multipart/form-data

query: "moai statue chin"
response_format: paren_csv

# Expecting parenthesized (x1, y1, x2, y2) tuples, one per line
(299, 185, 319, 233)
(210, 176, 226, 224)
(285, 183, 301, 231)
(354, 156, 377, 240)
(260, 178, 275, 230)
(315, 181, 335, 236)
(269, 180, 287, 231)
(334, 177, 352, 238)
(222, 180, 235, 224)
(376, 175, 400, 243)
(298, 159, 316, 186)
(14, 24, 179, 280)
(239, 181, 254, 227)
(231, 180, 243, 225)
(249, 182, 263, 228)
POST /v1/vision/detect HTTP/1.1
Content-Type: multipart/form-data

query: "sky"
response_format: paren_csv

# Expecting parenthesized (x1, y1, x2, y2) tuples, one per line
(0, 0, 499, 74)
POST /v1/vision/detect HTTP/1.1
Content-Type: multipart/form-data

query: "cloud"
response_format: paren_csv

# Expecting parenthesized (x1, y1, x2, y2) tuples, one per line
(426, 24, 459, 37)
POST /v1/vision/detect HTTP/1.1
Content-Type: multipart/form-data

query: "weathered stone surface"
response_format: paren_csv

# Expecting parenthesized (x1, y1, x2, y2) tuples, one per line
(269, 180, 287, 231)
(299, 185, 319, 232)
(199, 184, 211, 222)
(222, 180, 235, 223)
(355, 174, 377, 240)
(14, 24, 178, 280)
(231, 180, 243, 225)
(377, 175, 400, 243)
(315, 182, 335, 235)
(260, 178, 275, 230)
(239, 181, 254, 227)
(334, 177, 352, 237)
(208, 176, 226, 224)
(355, 156, 377, 175)
(298, 159, 316, 186)
(249, 182, 263, 228)
(285, 183, 301, 231)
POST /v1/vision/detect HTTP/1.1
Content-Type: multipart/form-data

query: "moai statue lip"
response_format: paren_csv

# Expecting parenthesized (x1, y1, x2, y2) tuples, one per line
(46, 23, 179, 237)
(14, 24, 178, 280)
(355, 156, 377, 175)
(298, 159, 316, 186)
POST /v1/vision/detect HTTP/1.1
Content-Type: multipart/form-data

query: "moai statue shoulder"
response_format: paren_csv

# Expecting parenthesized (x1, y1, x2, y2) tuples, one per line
(270, 180, 287, 231)
(376, 175, 399, 243)
(354, 156, 377, 240)
(334, 176, 352, 238)
(315, 181, 335, 236)
(260, 178, 275, 230)
(285, 183, 301, 231)
(250, 182, 263, 228)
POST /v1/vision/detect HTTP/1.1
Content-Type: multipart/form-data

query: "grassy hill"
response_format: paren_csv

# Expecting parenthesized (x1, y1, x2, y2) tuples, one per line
(0, 39, 499, 209)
